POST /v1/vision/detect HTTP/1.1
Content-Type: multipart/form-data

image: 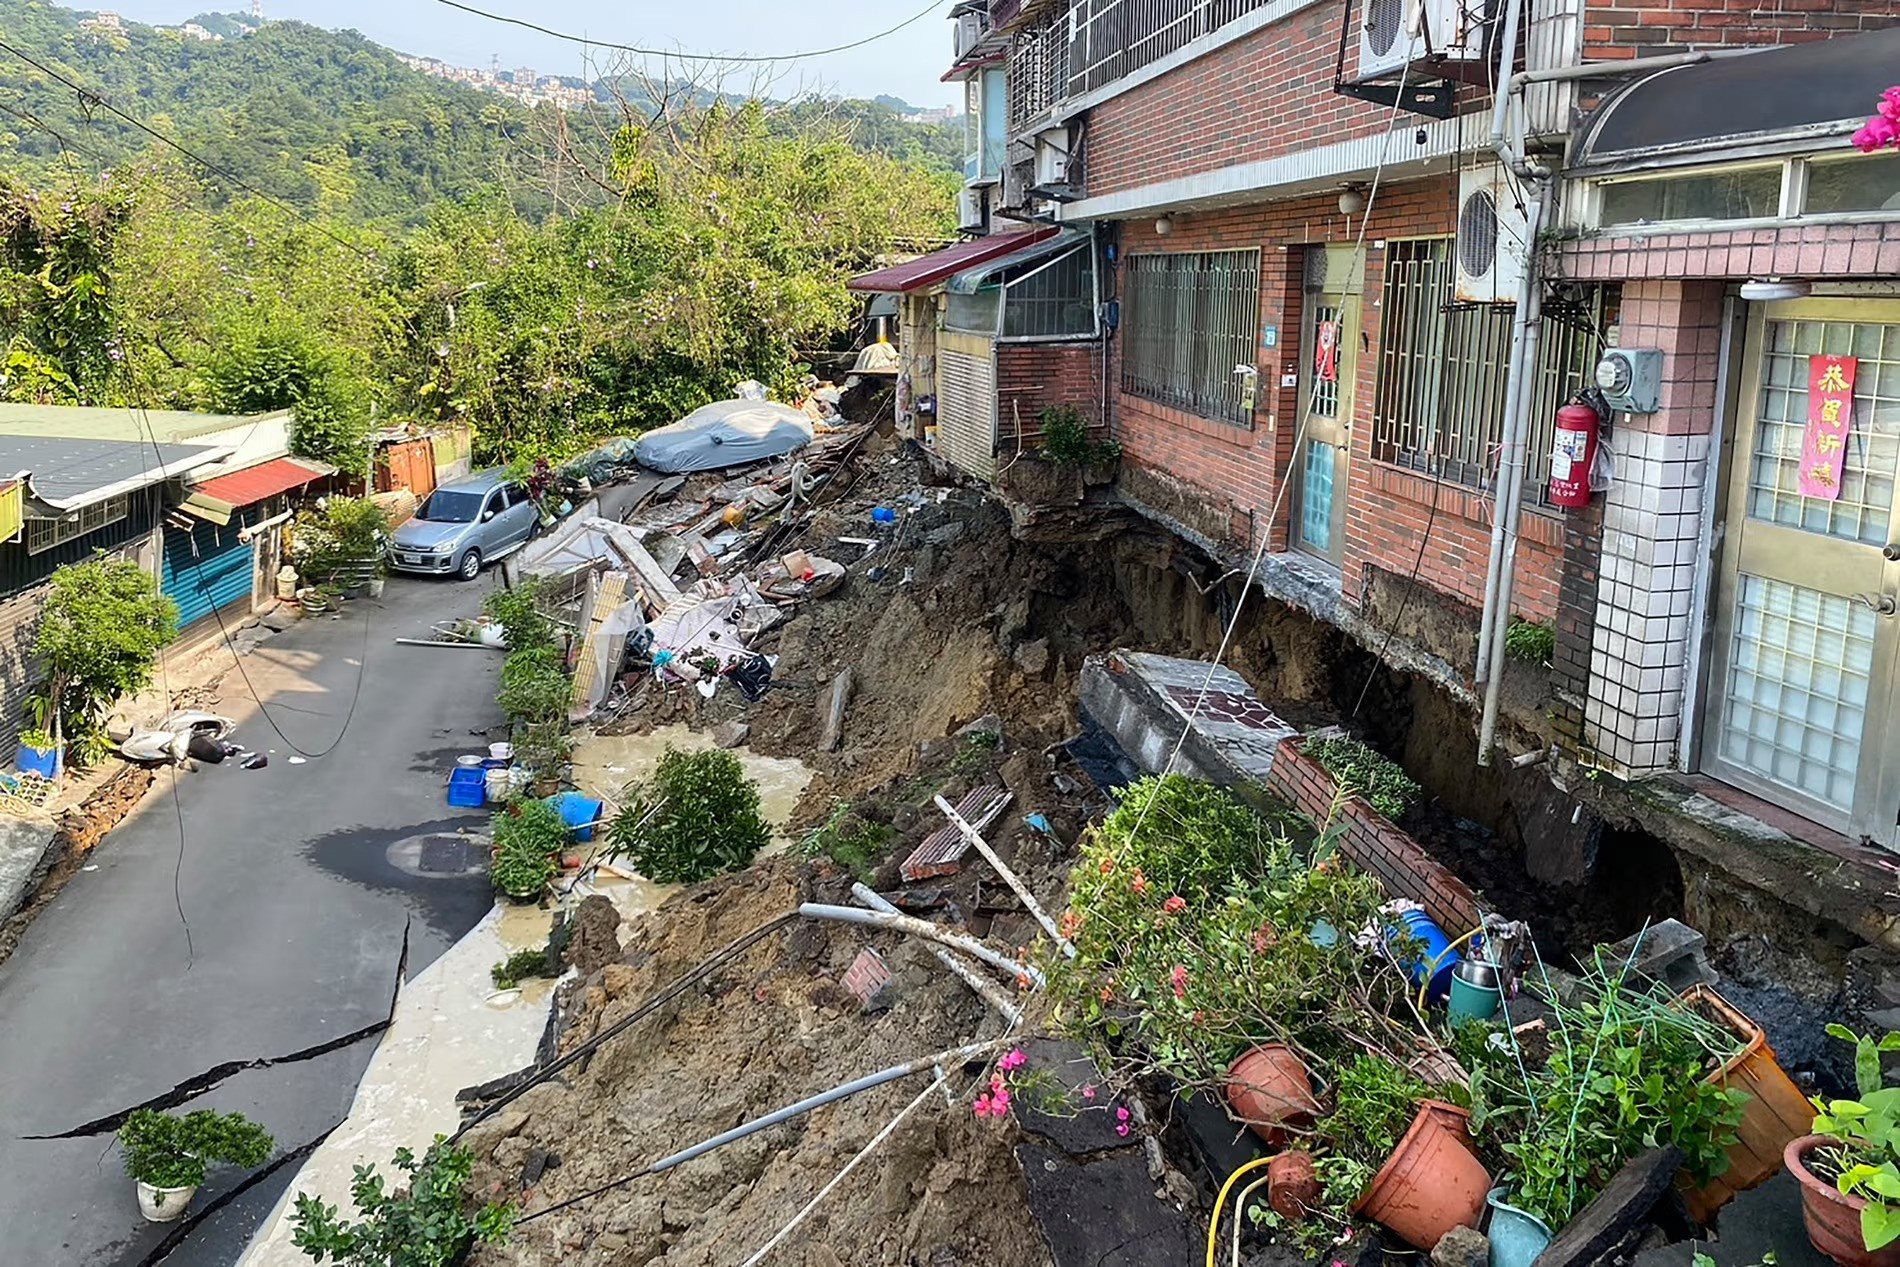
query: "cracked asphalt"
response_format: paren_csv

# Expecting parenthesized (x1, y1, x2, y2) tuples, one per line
(0, 575, 502, 1266)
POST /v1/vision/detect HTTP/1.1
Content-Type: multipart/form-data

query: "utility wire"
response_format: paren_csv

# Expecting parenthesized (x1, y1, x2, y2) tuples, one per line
(430, 0, 946, 63)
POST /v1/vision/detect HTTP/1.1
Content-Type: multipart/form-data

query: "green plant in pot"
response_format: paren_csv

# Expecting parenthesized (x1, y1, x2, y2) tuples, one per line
(490, 798, 565, 900)
(1787, 1025, 1900, 1265)
(119, 1108, 273, 1222)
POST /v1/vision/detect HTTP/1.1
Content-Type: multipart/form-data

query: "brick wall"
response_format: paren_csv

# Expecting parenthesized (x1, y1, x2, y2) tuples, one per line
(1558, 223, 1900, 284)
(1266, 738, 1486, 934)
(1082, 5, 1491, 200)
(996, 341, 1103, 449)
(1108, 177, 1565, 624)
(1582, 0, 1900, 58)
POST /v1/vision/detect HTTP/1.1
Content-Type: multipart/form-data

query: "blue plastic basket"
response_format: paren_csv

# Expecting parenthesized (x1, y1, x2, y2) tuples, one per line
(448, 766, 487, 808)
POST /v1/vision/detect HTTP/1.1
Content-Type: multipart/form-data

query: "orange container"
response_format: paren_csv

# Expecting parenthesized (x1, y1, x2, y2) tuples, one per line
(1674, 983, 1816, 1224)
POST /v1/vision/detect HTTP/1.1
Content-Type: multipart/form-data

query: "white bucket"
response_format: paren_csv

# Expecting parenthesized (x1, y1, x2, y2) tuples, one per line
(456, 754, 484, 769)
(485, 766, 514, 803)
(489, 742, 515, 761)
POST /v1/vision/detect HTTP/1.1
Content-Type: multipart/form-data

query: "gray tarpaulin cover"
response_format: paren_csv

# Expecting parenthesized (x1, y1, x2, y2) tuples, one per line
(634, 400, 815, 474)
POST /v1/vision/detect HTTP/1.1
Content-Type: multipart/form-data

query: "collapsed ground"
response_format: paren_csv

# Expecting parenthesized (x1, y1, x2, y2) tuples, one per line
(462, 443, 1862, 1265)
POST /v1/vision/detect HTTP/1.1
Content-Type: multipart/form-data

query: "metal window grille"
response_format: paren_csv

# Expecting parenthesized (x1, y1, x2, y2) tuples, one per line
(1372, 238, 1602, 502)
(25, 494, 129, 555)
(1002, 245, 1096, 339)
(1067, 0, 1277, 97)
(1121, 250, 1261, 426)
(1008, 8, 1072, 132)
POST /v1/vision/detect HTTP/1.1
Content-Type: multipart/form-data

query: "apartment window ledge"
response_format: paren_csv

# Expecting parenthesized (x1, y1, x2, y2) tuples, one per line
(1119, 391, 1258, 443)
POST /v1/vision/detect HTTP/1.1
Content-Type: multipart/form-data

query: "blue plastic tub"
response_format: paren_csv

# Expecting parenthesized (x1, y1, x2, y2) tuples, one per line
(447, 766, 487, 808)
(550, 792, 605, 843)
(16, 743, 57, 780)
(1387, 908, 1460, 999)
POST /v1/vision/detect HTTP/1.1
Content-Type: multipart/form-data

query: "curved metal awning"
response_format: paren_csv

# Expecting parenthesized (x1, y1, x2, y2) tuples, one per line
(947, 229, 1088, 294)
(1573, 27, 1900, 170)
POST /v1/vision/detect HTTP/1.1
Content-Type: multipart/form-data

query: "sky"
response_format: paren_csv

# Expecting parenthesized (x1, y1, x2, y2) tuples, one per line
(93, 1, 962, 107)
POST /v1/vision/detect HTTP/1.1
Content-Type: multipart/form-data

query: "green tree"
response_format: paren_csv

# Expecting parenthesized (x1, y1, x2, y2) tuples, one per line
(34, 554, 179, 763)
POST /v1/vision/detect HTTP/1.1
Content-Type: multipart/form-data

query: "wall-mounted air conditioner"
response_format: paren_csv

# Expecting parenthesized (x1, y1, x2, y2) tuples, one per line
(1357, 0, 1489, 81)
(957, 187, 987, 233)
(1455, 165, 1529, 305)
(953, 12, 986, 60)
(1032, 127, 1073, 187)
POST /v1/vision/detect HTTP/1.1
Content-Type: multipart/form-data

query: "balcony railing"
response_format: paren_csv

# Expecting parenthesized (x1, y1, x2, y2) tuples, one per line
(1007, 9, 1070, 132)
(1068, 0, 1277, 98)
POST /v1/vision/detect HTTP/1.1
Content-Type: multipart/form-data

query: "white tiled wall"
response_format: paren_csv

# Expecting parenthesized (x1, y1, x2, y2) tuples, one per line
(1584, 427, 1712, 774)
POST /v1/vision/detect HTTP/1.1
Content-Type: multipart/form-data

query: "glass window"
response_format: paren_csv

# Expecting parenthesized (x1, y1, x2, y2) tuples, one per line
(24, 495, 129, 554)
(1002, 246, 1096, 339)
(1121, 250, 1261, 426)
(1598, 166, 1782, 226)
(945, 287, 1001, 334)
(1805, 153, 1900, 215)
(419, 489, 485, 523)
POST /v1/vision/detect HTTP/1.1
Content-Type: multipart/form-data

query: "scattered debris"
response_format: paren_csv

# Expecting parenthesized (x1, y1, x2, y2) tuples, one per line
(901, 785, 1012, 882)
(820, 668, 855, 753)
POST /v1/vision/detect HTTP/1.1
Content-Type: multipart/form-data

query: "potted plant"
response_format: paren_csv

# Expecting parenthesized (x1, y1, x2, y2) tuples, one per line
(1224, 1043, 1320, 1144)
(490, 798, 566, 901)
(16, 723, 60, 780)
(1787, 1025, 1900, 1267)
(118, 1108, 273, 1222)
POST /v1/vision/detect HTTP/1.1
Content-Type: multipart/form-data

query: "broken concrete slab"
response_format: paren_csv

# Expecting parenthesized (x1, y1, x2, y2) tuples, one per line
(820, 668, 855, 752)
(1079, 651, 1297, 793)
(1016, 1140, 1198, 1267)
(0, 809, 56, 921)
(1605, 920, 1713, 994)
(1013, 1040, 1123, 1157)
(1631, 1172, 1828, 1267)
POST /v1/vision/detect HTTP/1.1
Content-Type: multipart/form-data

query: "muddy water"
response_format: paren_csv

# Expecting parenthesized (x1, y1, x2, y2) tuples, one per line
(565, 725, 815, 921)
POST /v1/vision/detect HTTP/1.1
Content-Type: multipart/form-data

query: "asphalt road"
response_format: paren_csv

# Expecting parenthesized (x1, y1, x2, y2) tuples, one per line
(0, 574, 504, 1266)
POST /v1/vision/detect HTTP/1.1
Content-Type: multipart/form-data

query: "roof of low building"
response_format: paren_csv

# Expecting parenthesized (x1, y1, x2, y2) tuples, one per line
(847, 227, 1061, 294)
(0, 403, 291, 444)
(0, 436, 226, 512)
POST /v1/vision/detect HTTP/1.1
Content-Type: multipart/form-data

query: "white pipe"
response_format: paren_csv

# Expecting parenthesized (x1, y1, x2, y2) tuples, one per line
(1510, 47, 1760, 89)
(1478, 190, 1551, 768)
(932, 793, 1075, 958)
(797, 903, 1045, 987)
(851, 883, 1023, 1022)
(237, 509, 293, 542)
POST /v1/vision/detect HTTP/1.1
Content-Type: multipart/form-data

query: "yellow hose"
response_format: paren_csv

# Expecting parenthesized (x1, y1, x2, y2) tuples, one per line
(1415, 926, 1485, 1019)
(1206, 1155, 1277, 1267)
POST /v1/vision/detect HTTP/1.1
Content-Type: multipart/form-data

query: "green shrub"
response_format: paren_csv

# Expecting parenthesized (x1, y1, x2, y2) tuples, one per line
(1504, 618, 1556, 665)
(951, 728, 1000, 775)
(490, 947, 554, 989)
(290, 1139, 512, 1267)
(119, 1108, 273, 1190)
(35, 554, 179, 765)
(1039, 404, 1121, 467)
(490, 798, 566, 899)
(610, 747, 770, 884)
(513, 719, 573, 781)
(1080, 774, 1282, 901)
(1303, 736, 1422, 821)
(483, 581, 555, 653)
(497, 646, 570, 726)
(799, 800, 894, 879)
(293, 497, 390, 585)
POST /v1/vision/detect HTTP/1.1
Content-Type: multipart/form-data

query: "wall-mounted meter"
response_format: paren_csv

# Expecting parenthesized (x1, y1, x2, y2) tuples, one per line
(1594, 348, 1663, 414)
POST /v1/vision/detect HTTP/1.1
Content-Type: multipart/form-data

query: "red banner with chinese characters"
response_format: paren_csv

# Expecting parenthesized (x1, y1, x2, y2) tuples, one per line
(1800, 354, 1857, 501)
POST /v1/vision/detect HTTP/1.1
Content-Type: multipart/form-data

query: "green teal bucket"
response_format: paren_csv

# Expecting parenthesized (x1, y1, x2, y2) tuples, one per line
(1486, 1188, 1552, 1267)
(1447, 958, 1502, 1024)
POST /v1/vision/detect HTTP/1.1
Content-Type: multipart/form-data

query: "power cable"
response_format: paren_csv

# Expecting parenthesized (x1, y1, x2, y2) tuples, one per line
(430, 0, 945, 63)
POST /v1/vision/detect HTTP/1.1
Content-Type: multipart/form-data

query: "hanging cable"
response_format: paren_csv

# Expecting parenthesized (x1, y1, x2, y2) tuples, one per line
(431, 0, 944, 63)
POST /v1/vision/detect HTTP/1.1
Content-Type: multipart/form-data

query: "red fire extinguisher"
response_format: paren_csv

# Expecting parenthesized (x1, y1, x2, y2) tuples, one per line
(1548, 402, 1601, 508)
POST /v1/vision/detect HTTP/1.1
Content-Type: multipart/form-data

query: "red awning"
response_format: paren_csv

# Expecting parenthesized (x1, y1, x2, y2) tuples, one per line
(847, 227, 1060, 294)
(191, 456, 332, 508)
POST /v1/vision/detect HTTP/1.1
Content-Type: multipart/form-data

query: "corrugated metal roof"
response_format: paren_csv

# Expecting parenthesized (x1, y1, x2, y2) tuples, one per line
(0, 403, 290, 443)
(0, 437, 226, 510)
(846, 228, 1059, 294)
(189, 456, 333, 510)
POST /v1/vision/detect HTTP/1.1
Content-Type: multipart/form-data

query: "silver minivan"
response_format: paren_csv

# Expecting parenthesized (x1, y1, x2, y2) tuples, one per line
(387, 469, 539, 580)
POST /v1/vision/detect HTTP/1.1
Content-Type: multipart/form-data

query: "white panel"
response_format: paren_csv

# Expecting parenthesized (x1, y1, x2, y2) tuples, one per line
(938, 342, 998, 480)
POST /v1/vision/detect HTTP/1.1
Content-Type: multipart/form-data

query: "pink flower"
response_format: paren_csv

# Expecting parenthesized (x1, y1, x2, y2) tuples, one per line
(1882, 87, 1900, 122)
(999, 1049, 1027, 1073)
(1855, 114, 1899, 153)
(992, 1088, 1012, 1115)
(973, 1094, 995, 1118)
(1169, 964, 1189, 999)
(1162, 895, 1186, 914)
(1115, 1123, 1131, 1137)
(1115, 1106, 1131, 1122)
(1081, 1084, 1096, 1101)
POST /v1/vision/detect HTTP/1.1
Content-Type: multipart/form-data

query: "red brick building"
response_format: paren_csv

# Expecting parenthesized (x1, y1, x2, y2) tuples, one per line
(926, 0, 1900, 877)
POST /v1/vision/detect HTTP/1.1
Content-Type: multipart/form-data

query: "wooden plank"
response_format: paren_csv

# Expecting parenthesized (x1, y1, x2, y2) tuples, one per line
(568, 572, 628, 718)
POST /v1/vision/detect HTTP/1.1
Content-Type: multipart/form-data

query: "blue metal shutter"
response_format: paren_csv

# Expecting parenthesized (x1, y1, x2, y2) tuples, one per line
(162, 519, 254, 629)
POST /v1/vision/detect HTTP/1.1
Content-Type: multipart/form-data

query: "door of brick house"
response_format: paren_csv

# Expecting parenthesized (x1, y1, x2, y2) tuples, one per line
(1705, 298, 1900, 847)
(1291, 245, 1364, 566)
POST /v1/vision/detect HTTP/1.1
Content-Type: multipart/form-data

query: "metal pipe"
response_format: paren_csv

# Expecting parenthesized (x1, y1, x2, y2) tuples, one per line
(1509, 47, 1760, 89)
(647, 1039, 1007, 1174)
(797, 903, 1045, 986)
(932, 793, 1075, 958)
(851, 883, 1023, 1022)
(1474, 262, 1537, 688)
(1478, 189, 1552, 767)
(1486, 0, 1530, 171)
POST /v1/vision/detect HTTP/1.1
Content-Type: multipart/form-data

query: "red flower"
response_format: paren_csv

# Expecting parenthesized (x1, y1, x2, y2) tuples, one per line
(1162, 895, 1186, 914)
(1170, 964, 1189, 999)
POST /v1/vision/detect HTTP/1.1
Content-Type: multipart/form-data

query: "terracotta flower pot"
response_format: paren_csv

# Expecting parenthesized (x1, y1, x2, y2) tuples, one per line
(1269, 1150, 1321, 1223)
(1787, 1135, 1900, 1267)
(1223, 1043, 1320, 1145)
(1353, 1100, 1491, 1250)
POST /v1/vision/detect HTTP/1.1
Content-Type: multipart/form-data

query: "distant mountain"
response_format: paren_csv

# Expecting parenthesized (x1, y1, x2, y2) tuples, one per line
(0, 2, 963, 223)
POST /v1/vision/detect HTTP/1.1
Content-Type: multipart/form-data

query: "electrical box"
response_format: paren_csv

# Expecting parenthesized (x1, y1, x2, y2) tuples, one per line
(1595, 348, 1664, 414)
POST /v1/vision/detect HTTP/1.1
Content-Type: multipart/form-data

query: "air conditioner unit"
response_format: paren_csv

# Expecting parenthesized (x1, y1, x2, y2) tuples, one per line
(1357, 0, 1489, 81)
(1001, 161, 1028, 210)
(1455, 165, 1529, 304)
(953, 12, 986, 60)
(957, 187, 987, 233)
(1032, 128, 1073, 187)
